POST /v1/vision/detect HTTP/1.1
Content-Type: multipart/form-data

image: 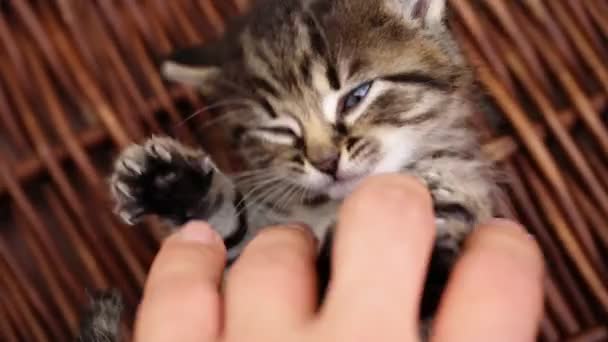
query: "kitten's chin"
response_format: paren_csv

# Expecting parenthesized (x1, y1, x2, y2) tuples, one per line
(326, 177, 364, 200)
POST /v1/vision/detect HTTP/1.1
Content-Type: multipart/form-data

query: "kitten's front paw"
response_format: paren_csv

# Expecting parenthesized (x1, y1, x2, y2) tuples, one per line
(110, 137, 215, 225)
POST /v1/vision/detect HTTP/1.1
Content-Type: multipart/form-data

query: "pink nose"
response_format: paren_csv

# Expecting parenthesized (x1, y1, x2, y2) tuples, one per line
(310, 153, 339, 176)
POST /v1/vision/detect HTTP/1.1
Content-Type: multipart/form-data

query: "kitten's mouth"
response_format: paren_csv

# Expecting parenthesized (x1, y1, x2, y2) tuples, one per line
(326, 176, 365, 199)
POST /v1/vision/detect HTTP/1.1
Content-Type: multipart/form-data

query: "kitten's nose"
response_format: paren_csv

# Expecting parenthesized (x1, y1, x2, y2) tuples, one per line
(310, 153, 340, 176)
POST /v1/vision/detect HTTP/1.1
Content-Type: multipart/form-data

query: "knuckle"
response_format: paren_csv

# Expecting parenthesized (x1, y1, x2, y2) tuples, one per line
(356, 174, 431, 206)
(348, 175, 432, 222)
(155, 240, 226, 276)
(236, 227, 314, 272)
(174, 281, 218, 303)
(250, 226, 315, 252)
(179, 221, 214, 234)
(146, 278, 219, 310)
(228, 251, 303, 288)
(468, 225, 544, 270)
(259, 246, 309, 275)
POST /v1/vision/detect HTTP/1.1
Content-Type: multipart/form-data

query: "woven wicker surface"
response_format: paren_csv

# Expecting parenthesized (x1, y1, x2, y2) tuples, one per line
(0, 0, 606, 341)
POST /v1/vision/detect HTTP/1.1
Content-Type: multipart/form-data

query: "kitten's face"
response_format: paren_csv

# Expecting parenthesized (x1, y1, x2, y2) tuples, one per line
(163, 0, 475, 200)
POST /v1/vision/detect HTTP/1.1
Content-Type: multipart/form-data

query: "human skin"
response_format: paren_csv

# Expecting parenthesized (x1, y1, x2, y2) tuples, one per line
(134, 174, 544, 342)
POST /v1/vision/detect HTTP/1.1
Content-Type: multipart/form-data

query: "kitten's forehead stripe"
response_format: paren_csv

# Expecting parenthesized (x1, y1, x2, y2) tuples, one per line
(299, 55, 313, 84)
(348, 58, 368, 79)
(302, 11, 328, 60)
(381, 72, 451, 91)
(259, 98, 278, 118)
(250, 76, 281, 98)
(301, 9, 341, 91)
(326, 65, 341, 90)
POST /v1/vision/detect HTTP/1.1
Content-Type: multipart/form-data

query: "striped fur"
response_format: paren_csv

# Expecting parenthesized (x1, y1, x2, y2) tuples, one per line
(79, 0, 501, 340)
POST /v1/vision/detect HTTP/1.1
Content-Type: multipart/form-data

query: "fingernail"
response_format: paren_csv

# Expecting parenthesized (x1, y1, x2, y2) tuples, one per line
(483, 218, 526, 231)
(289, 223, 319, 245)
(287, 222, 311, 231)
(179, 221, 223, 245)
(255, 223, 318, 245)
(257, 222, 310, 233)
(482, 218, 537, 242)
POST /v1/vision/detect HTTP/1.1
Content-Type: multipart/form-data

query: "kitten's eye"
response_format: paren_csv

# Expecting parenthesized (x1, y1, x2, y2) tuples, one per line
(257, 126, 297, 136)
(339, 81, 373, 114)
(250, 126, 299, 146)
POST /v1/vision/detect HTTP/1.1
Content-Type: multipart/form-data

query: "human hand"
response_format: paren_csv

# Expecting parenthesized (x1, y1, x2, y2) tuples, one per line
(134, 174, 544, 342)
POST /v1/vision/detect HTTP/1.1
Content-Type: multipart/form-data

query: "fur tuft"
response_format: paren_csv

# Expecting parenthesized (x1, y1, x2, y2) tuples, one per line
(76, 289, 123, 342)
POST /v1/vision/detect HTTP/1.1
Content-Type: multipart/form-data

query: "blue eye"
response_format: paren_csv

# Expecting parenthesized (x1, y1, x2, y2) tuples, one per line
(340, 81, 373, 114)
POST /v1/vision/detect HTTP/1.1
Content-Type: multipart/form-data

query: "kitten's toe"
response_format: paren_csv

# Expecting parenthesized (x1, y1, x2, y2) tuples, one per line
(112, 180, 135, 200)
(110, 136, 215, 225)
(110, 143, 157, 225)
(115, 144, 149, 176)
(144, 137, 176, 162)
(115, 205, 144, 225)
(110, 177, 145, 225)
(199, 155, 216, 174)
(119, 158, 144, 176)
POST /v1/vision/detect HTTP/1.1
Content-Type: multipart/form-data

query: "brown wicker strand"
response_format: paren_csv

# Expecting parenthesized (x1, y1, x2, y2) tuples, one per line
(1, 1, 607, 339)
(461, 29, 606, 279)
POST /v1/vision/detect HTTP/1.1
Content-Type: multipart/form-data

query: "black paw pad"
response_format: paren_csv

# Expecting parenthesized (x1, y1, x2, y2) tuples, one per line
(110, 137, 215, 225)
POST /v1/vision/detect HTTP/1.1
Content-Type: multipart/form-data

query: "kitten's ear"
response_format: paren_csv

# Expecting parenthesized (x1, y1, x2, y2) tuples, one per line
(161, 40, 231, 87)
(391, 0, 447, 30)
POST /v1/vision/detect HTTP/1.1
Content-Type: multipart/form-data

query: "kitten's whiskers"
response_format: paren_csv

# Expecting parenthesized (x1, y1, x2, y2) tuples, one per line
(175, 99, 253, 128)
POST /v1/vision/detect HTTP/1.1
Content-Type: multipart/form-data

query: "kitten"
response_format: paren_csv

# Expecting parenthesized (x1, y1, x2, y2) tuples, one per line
(79, 0, 500, 340)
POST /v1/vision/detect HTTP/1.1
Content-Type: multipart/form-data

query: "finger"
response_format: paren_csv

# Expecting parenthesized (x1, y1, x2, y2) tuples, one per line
(431, 220, 544, 342)
(134, 222, 226, 342)
(323, 174, 435, 337)
(224, 225, 317, 338)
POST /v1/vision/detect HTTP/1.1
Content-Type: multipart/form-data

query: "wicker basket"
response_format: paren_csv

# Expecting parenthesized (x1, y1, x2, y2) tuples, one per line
(0, 1, 606, 341)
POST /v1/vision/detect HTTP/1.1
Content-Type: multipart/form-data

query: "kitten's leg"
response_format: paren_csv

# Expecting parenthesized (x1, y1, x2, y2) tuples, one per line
(80, 137, 253, 342)
(426, 170, 493, 253)
(417, 185, 479, 340)
(110, 136, 245, 242)
(76, 290, 123, 342)
(416, 166, 494, 329)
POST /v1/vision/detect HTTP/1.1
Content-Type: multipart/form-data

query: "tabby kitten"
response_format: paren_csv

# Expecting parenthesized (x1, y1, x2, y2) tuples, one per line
(80, 0, 499, 340)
